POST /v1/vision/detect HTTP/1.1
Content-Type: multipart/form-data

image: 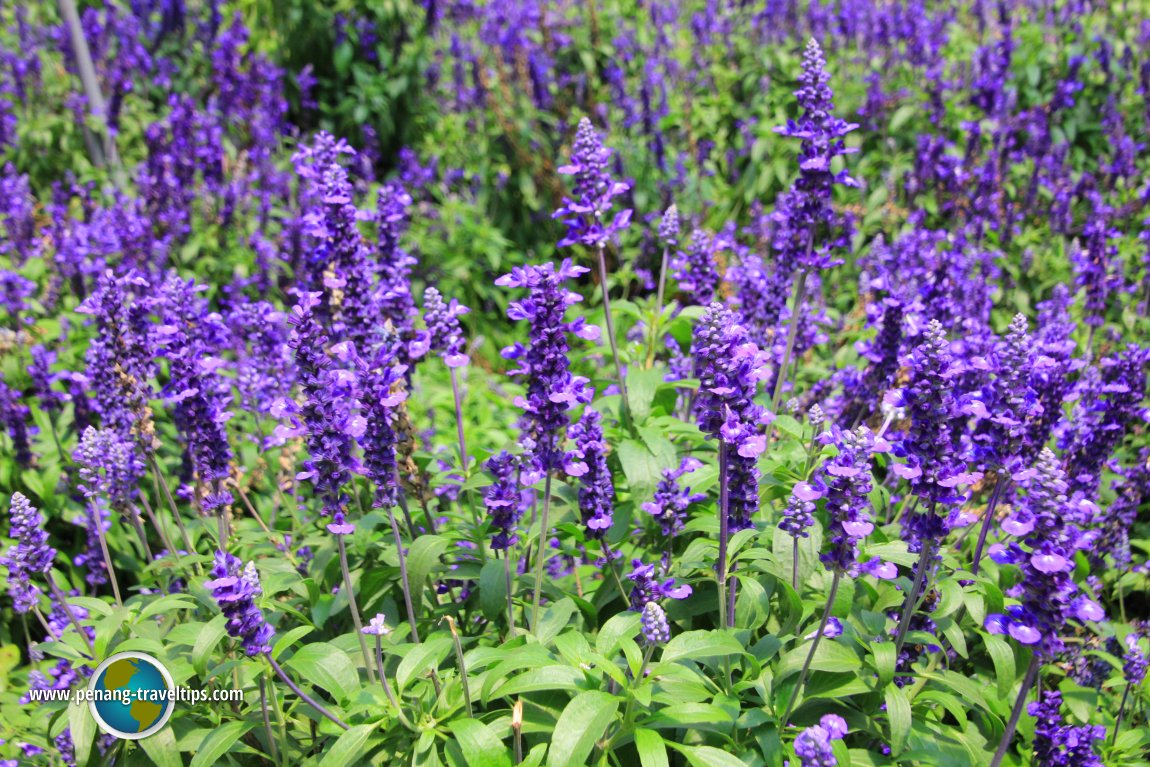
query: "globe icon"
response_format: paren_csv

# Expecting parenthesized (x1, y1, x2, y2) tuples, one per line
(88, 652, 175, 740)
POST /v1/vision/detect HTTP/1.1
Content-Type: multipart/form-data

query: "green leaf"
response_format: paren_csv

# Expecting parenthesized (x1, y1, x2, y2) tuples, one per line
(535, 598, 578, 645)
(68, 697, 96, 767)
(190, 722, 254, 767)
(138, 727, 183, 767)
(617, 439, 664, 500)
(319, 724, 376, 767)
(271, 625, 315, 660)
(406, 535, 450, 603)
(885, 685, 911, 757)
(777, 640, 859, 680)
(192, 614, 227, 677)
(545, 691, 620, 767)
(661, 630, 744, 664)
(397, 636, 453, 691)
(596, 612, 641, 656)
(627, 368, 665, 422)
(871, 642, 896, 689)
(489, 666, 585, 699)
(666, 744, 749, 767)
(634, 729, 669, 767)
(982, 633, 1016, 700)
(285, 642, 360, 703)
(480, 559, 509, 623)
(448, 719, 513, 767)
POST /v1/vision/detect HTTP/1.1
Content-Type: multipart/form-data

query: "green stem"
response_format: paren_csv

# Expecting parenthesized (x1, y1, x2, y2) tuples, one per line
(780, 570, 842, 727)
(337, 535, 376, 682)
(596, 245, 631, 425)
(530, 474, 554, 631)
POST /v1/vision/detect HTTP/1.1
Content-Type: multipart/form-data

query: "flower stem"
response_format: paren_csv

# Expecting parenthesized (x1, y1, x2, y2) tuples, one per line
(893, 538, 935, 661)
(93, 509, 123, 607)
(1112, 683, 1131, 745)
(765, 269, 810, 448)
(530, 473, 554, 631)
(970, 475, 1006, 576)
(372, 635, 413, 729)
(646, 246, 671, 368)
(337, 535, 376, 682)
(259, 675, 280, 767)
(264, 651, 349, 731)
(717, 440, 730, 630)
(792, 538, 801, 593)
(449, 367, 469, 473)
(47, 580, 94, 653)
(596, 245, 631, 424)
(781, 570, 842, 727)
(385, 505, 421, 643)
(148, 454, 196, 560)
(504, 550, 516, 635)
(445, 616, 473, 717)
(989, 654, 1040, 767)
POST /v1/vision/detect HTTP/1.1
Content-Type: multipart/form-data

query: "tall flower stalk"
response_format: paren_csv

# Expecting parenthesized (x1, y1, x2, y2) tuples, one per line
(765, 39, 858, 441)
(692, 303, 770, 625)
(496, 260, 597, 630)
(781, 425, 891, 726)
(555, 118, 633, 420)
(423, 287, 471, 472)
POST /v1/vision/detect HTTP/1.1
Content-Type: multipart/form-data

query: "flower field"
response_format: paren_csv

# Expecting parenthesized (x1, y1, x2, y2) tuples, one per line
(1, 1, 1149, 766)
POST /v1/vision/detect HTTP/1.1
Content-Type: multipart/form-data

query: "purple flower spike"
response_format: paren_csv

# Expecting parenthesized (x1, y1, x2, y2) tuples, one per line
(985, 448, 1103, 656)
(423, 287, 470, 368)
(692, 302, 771, 531)
(554, 117, 632, 249)
(817, 425, 883, 576)
(642, 457, 705, 538)
(1, 493, 55, 613)
(641, 601, 670, 645)
(626, 558, 691, 611)
(564, 409, 615, 539)
(1029, 690, 1105, 767)
(498, 260, 596, 485)
(484, 452, 525, 551)
(206, 551, 274, 657)
(793, 713, 847, 766)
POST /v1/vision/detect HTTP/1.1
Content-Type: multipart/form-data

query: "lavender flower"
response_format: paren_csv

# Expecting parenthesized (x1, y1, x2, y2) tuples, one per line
(626, 558, 691, 611)
(554, 117, 632, 249)
(484, 451, 524, 551)
(772, 38, 859, 274)
(641, 601, 670, 644)
(564, 408, 615, 538)
(374, 182, 425, 367)
(988, 449, 1104, 656)
(819, 425, 888, 576)
(1029, 690, 1105, 767)
(156, 274, 233, 516)
(280, 292, 359, 535)
(354, 344, 408, 509)
(205, 551, 274, 657)
(692, 302, 771, 530)
(423, 287, 470, 368)
(672, 229, 721, 306)
(893, 320, 977, 553)
(793, 714, 847, 766)
(497, 259, 598, 485)
(658, 205, 680, 246)
(642, 457, 705, 538)
(0, 493, 54, 613)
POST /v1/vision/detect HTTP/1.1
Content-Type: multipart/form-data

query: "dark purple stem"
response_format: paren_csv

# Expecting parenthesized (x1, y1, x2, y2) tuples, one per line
(264, 651, 349, 730)
(989, 654, 1040, 767)
(971, 474, 1006, 576)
